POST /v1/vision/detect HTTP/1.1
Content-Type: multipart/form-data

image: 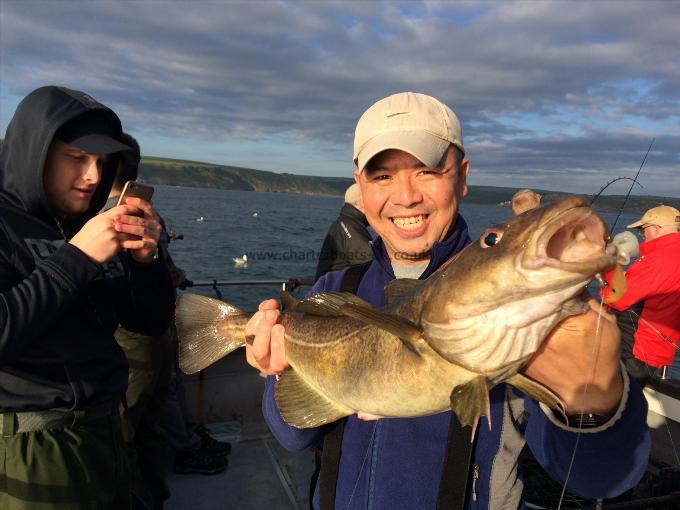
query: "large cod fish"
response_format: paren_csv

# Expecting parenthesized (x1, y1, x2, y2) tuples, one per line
(175, 195, 619, 431)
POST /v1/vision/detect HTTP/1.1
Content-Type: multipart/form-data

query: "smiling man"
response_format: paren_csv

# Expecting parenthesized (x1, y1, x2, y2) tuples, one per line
(246, 92, 649, 509)
(0, 86, 174, 508)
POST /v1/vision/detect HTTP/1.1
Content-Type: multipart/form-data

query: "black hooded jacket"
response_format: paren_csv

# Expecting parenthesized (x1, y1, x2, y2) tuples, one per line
(0, 86, 174, 412)
(315, 203, 373, 279)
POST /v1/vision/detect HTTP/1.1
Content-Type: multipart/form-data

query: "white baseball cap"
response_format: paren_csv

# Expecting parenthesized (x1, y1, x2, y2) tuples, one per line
(353, 92, 464, 172)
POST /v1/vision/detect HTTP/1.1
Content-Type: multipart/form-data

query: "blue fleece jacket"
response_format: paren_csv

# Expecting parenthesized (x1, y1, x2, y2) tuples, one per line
(263, 214, 650, 510)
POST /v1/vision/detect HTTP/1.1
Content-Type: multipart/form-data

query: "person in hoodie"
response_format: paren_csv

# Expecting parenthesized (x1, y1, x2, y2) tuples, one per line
(244, 92, 650, 509)
(315, 183, 373, 279)
(0, 86, 174, 509)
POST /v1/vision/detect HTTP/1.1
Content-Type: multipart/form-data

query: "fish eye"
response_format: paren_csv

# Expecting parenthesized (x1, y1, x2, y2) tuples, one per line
(480, 228, 503, 248)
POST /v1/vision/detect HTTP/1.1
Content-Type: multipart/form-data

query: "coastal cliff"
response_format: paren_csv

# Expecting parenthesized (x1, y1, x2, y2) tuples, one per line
(138, 156, 679, 214)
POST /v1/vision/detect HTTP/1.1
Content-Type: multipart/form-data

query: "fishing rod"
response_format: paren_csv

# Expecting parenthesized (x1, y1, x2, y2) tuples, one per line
(609, 138, 655, 233)
(590, 177, 643, 205)
(558, 140, 655, 508)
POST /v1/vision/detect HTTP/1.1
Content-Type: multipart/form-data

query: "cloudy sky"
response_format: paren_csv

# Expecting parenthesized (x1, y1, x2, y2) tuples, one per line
(1, 0, 679, 196)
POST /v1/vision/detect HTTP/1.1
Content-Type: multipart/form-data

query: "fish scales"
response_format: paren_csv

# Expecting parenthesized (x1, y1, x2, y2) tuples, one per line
(282, 313, 473, 418)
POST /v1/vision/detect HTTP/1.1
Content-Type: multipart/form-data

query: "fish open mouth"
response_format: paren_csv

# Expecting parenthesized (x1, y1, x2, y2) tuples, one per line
(524, 203, 616, 274)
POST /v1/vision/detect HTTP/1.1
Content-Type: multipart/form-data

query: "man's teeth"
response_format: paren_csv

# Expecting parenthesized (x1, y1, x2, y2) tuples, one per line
(392, 215, 426, 230)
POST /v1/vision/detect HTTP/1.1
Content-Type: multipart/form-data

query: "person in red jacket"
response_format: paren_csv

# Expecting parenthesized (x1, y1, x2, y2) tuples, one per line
(603, 205, 680, 387)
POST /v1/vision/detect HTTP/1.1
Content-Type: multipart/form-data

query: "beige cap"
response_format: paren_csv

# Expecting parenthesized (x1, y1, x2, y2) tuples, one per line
(353, 92, 464, 172)
(627, 205, 680, 228)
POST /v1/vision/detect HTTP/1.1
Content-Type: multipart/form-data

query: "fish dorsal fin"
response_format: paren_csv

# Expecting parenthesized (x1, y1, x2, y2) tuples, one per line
(294, 292, 374, 317)
(275, 370, 352, 428)
(384, 278, 424, 304)
(279, 290, 299, 311)
(296, 292, 427, 354)
(506, 373, 567, 422)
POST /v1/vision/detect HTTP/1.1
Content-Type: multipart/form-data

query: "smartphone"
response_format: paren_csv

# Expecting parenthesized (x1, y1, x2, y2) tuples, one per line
(116, 181, 154, 214)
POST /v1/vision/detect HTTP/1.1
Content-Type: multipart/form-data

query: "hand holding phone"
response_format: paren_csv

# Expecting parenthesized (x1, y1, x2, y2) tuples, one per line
(113, 181, 162, 262)
(116, 181, 154, 215)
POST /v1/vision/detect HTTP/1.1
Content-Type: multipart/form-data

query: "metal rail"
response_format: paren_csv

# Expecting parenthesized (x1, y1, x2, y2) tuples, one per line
(592, 491, 680, 509)
(181, 278, 316, 293)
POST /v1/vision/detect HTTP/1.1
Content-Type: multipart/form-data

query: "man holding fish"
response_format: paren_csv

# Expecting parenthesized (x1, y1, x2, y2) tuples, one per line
(179, 92, 650, 509)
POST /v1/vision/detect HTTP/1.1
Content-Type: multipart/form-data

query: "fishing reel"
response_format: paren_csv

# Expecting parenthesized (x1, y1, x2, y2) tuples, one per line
(606, 231, 640, 266)
(596, 231, 640, 303)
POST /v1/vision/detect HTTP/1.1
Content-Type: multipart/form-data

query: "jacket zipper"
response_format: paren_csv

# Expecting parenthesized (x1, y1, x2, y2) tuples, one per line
(472, 464, 479, 502)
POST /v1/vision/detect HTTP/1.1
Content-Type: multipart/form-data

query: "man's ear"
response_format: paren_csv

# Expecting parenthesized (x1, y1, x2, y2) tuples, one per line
(353, 168, 365, 211)
(458, 158, 470, 198)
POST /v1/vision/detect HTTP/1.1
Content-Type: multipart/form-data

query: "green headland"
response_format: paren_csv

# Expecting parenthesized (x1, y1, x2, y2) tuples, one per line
(139, 156, 680, 214)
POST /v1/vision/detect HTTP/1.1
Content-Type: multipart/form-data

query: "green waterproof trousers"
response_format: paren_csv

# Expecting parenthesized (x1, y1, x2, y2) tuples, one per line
(0, 411, 130, 509)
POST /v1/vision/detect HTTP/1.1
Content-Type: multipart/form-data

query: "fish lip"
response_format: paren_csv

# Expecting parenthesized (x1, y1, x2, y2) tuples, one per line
(522, 203, 616, 274)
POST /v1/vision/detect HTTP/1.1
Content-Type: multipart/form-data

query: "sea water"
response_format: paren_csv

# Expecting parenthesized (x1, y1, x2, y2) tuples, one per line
(156, 185, 639, 304)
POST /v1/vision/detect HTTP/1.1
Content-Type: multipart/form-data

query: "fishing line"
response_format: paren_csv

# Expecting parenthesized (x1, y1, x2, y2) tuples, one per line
(345, 421, 378, 510)
(610, 138, 655, 234)
(628, 326, 680, 467)
(557, 297, 606, 510)
(627, 309, 678, 349)
(560, 138, 660, 505)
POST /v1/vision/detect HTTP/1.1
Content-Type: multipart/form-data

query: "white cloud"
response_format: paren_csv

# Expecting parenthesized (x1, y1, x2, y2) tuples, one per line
(1, 0, 679, 196)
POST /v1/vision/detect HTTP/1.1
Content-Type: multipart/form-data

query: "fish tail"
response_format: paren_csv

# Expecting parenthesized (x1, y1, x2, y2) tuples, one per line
(175, 293, 250, 374)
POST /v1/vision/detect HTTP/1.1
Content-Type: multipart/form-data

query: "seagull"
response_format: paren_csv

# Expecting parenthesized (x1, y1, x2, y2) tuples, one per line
(233, 254, 248, 268)
(196, 216, 204, 223)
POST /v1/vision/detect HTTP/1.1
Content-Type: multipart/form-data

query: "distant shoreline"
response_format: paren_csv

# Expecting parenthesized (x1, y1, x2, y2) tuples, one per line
(140, 153, 680, 214)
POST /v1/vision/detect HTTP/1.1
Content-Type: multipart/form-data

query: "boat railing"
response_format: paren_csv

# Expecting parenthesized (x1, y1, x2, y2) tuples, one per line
(179, 278, 316, 300)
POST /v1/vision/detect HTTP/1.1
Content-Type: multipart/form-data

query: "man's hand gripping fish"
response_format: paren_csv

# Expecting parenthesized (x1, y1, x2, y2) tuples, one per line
(175, 196, 620, 433)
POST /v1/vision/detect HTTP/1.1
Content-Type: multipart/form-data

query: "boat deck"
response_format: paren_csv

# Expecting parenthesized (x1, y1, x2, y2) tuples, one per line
(166, 351, 315, 510)
(164, 351, 680, 509)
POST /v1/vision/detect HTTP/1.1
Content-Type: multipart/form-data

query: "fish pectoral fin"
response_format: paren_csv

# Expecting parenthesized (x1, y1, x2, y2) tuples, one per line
(450, 376, 490, 437)
(506, 374, 568, 421)
(175, 293, 247, 375)
(294, 292, 373, 317)
(384, 278, 423, 304)
(280, 290, 299, 311)
(275, 370, 352, 428)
